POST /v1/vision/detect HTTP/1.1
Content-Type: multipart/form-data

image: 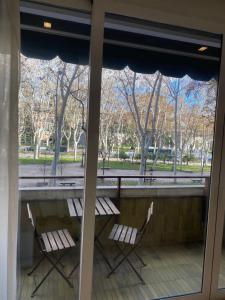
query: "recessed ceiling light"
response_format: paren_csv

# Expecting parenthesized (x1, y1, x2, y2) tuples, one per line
(198, 46, 208, 52)
(44, 21, 52, 29)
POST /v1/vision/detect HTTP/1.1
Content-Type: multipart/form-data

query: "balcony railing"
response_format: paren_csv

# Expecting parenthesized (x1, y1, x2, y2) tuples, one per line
(19, 175, 210, 199)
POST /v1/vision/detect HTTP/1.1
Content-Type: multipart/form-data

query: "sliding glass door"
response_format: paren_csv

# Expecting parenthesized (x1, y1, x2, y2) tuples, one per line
(17, 1, 225, 300)
(90, 11, 223, 300)
(19, 3, 92, 299)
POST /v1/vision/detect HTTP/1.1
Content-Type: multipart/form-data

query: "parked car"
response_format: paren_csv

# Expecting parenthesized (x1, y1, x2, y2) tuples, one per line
(19, 146, 32, 152)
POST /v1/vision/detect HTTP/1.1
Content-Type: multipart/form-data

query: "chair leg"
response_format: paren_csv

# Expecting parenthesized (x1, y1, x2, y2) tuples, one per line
(134, 251, 146, 267)
(115, 241, 146, 267)
(68, 261, 80, 278)
(31, 252, 73, 297)
(126, 258, 145, 284)
(113, 251, 123, 261)
(45, 253, 74, 287)
(107, 246, 135, 278)
(50, 252, 65, 269)
(27, 255, 45, 276)
(95, 216, 113, 240)
(107, 244, 145, 284)
(66, 246, 81, 278)
(113, 243, 127, 260)
(95, 241, 113, 271)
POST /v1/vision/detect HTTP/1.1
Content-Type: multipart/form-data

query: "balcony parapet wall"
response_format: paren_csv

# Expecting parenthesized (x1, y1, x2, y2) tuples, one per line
(20, 185, 206, 201)
(19, 185, 208, 266)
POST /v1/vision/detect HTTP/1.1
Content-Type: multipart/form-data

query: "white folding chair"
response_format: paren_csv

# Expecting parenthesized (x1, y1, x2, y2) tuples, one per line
(27, 203, 76, 297)
(107, 202, 154, 284)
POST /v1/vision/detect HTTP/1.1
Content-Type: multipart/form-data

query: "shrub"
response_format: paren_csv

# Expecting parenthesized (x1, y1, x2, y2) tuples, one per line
(119, 151, 129, 160)
(182, 154, 195, 164)
(134, 153, 141, 160)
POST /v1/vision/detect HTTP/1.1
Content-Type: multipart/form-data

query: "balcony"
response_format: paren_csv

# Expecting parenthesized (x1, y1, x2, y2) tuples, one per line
(18, 175, 217, 300)
(20, 245, 203, 299)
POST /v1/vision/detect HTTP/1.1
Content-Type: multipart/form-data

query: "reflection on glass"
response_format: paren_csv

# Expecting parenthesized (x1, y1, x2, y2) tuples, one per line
(92, 14, 220, 300)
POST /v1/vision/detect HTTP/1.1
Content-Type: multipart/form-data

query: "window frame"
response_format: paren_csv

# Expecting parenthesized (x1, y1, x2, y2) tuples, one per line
(81, 1, 225, 300)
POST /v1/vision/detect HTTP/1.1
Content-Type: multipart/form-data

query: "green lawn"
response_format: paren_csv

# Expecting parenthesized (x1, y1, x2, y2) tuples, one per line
(19, 156, 211, 173)
(19, 155, 81, 165)
(98, 160, 211, 173)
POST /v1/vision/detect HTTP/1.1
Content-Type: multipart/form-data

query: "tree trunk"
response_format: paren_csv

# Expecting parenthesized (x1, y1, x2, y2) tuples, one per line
(205, 150, 208, 166)
(51, 114, 63, 176)
(66, 137, 70, 152)
(137, 142, 140, 154)
(51, 129, 61, 176)
(131, 151, 135, 164)
(140, 137, 147, 177)
(180, 149, 183, 171)
(152, 139, 160, 168)
(117, 146, 120, 160)
(153, 150, 159, 168)
(18, 134, 22, 147)
(34, 143, 39, 160)
(173, 79, 180, 181)
(50, 64, 80, 178)
(74, 141, 78, 161)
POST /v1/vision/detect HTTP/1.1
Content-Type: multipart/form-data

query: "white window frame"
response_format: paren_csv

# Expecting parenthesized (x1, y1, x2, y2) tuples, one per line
(209, 43, 225, 300)
(78, 1, 105, 300)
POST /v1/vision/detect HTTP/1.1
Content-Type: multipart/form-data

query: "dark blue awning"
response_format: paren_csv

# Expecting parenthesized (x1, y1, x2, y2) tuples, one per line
(20, 10, 221, 81)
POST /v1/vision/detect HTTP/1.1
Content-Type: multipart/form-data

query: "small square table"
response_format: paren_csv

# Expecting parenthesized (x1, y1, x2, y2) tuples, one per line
(67, 197, 120, 217)
(67, 197, 120, 274)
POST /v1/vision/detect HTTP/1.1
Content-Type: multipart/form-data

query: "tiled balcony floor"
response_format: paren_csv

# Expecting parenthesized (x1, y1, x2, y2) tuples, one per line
(19, 243, 213, 300)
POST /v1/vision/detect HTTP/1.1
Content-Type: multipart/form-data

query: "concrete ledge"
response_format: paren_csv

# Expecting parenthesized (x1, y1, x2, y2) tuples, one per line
(121, 185, 205, 197)
(20, 185, 205, 201)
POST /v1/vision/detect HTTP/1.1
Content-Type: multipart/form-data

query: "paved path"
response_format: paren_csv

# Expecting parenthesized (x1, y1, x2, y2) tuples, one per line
(19, 162, 209, 177)
(19, 163, 210, 187)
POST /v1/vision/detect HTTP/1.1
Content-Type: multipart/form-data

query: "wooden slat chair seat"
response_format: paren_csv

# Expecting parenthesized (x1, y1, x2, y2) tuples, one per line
(40, 229, 75, 253)
(27, 204, 76, 297)
(107, 202, 154, 284)
(109, 224, 138, 245)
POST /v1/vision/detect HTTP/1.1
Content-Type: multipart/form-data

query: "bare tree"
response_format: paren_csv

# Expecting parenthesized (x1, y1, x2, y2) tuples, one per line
(165, 78, 182, 177)
(186, 78, 216, 172)
(152, 97, 170, 167)
(63, 98, 84, 160)
(178, 102, 200, 169)
(51, 62, 87, 176)
(20, 57, 54, 159)
(18, 100, 27, 146)
(116, 68, 163, 175)
(99, 70, 124, 162)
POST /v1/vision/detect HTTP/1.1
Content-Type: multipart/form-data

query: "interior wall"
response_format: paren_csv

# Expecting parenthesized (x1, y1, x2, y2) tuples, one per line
(114, 0, 225, 24)
(25, 0, 225, 33)
(26, 0, 91, 11)
(106, 0, 225, 33)
(20, 195, 206, 265)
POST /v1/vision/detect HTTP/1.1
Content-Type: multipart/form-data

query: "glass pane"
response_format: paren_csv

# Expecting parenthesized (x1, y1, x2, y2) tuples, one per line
(18, 6, 90, 299)
(92, 14, 221, 299)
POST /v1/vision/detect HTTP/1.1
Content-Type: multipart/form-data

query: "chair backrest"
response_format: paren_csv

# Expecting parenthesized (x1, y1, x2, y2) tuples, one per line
(27, 203, 37, 233)
(140, 201, 154, 234)
(146, 201, 154, 225)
